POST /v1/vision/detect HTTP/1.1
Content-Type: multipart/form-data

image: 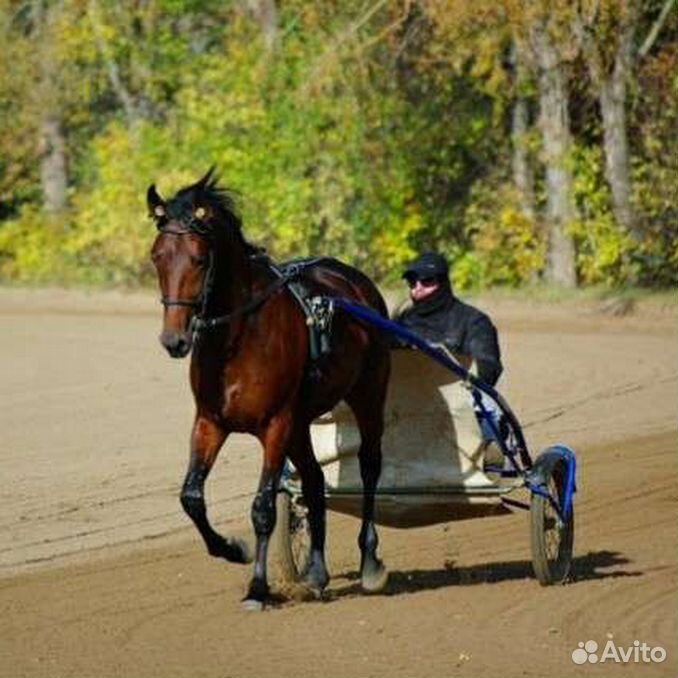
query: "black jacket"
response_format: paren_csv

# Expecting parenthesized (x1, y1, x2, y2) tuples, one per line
(395, 285, 503, 386)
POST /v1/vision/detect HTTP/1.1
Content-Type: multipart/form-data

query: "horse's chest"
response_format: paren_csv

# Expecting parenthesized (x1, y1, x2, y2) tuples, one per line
(192, 326, 303, 428)
(219, 367, 285, 429)
(193, 374, 253, 427)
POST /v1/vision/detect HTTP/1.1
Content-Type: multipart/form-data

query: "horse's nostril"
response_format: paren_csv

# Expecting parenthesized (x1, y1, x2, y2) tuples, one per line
(160, 331, 191, 357)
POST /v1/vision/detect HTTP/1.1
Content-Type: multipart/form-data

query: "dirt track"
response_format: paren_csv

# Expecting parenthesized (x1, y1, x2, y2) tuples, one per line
(1, 288, 676, 677)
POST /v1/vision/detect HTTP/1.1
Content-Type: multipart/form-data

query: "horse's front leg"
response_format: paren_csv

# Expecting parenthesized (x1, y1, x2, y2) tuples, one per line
(181, 414, 252, 564)
(242, 412, 292, 610)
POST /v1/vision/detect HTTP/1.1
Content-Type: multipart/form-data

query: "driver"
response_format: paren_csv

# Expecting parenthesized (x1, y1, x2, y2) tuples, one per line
(395, 251, 503, 386)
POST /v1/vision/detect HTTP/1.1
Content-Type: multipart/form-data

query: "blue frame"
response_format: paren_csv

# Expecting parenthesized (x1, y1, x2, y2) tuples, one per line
(327, 296, 577, 521)
(525, 445, 577, 520)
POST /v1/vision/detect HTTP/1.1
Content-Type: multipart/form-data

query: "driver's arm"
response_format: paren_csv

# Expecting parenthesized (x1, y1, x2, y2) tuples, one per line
(465, 315, 503, 386)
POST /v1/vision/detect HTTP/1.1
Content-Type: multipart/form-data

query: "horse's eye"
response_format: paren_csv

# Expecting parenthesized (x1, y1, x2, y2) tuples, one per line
(193, 255, 208, 267)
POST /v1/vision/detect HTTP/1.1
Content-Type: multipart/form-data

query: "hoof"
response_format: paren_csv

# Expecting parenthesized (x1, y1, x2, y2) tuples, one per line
(241, 597, 265, 612)
(209, 536, 252, 564)
(242, 579, 269, 611)
(299, 578, 327, 601)
(301, 565, 329, 599)
(231, 538, 254, 564)
(361, 562, 388, 593)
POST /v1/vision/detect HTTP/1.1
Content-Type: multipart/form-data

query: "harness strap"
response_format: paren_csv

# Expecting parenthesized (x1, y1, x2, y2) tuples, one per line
(271, 258, 331, 364)
(192, 257, 326, 333)
(191, 275, 289, 331)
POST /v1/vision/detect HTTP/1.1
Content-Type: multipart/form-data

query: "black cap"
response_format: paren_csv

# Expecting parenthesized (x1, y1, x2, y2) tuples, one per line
(402, 251, 449, 281)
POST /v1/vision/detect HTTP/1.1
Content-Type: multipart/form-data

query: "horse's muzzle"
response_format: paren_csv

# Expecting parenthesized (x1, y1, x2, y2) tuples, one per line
(160, 330, 192, 358)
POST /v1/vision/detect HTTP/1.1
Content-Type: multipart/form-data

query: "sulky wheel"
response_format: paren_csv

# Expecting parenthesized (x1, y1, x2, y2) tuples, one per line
(270, 491, 311, 585)
(530, 455, 574, 585)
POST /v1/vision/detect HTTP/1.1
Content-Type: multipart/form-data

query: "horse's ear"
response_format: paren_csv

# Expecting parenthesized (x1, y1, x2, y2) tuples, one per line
(147, 184, 166, 218)
(195, 166, 217, 195)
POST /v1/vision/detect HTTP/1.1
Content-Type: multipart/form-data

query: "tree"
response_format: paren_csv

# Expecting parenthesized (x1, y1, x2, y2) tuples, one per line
(525, 8, 578, 286)
(573, 0, 638, 242)
(508, 40, 536, 223)
(237, 0, 278, 52)
(1, 0, 100, 214)
(573, 0, 677, 244)
(21, 1, 71, 213)
(424, 1, 579, 285)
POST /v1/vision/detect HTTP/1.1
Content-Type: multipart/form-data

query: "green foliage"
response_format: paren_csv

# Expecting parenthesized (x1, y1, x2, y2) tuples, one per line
(1, 3, 432, 284)
(629, 42, 678, 287)
(0, 206, 71, 282)
(569, 213, 637, 286)
(463, 181, 544, 287)
(0, 1, 677, 290)
(569, 145, 638, 286)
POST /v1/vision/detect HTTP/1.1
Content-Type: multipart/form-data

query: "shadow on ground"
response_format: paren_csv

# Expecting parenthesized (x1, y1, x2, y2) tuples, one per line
(321, 550, 641, 600)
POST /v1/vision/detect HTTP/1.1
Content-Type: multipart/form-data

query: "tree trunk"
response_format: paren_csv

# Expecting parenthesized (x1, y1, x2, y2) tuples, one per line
(599, 76, 634, 237)
(532, 25, 577, 287)
(512, 98, 535, 221)
(37, 3, 68, 215)
(575, 3, 639, 241)
(87, 0, 142, 130)
(243, 0, 278, 52)
(39, 116, 68, 214)
(510, 42, 536, 222)
(597, 26, 638, 240)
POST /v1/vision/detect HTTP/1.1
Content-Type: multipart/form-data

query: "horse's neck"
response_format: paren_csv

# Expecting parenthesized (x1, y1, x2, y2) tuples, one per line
(210, 233, 254, 315)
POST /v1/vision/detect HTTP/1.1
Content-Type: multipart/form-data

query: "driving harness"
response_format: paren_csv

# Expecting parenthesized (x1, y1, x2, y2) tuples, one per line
(160, 240, 335, 370)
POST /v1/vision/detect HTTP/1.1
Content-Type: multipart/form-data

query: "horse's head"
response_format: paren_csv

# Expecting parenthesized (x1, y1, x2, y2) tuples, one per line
(148, 168, 226, 358)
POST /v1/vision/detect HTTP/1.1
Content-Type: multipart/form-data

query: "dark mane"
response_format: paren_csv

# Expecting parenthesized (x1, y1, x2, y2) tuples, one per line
(165, 169, 242, 239)
(180, 174, 241, 228)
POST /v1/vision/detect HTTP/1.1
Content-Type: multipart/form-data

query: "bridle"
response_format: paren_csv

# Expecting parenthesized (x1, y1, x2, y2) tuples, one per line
(158, 228, 216, 324)
(157, 225, 296, 335)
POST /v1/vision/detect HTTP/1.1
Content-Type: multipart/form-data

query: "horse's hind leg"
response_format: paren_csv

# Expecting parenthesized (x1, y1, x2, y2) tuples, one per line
(286, 424, 329, 595)
(181, 414, 251, 564)
(345, 353, 390, 593)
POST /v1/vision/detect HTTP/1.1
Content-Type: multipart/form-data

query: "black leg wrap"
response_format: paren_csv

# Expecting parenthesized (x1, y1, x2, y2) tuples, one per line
(359, 522, 379, 554)
(251, 478, 277, 536)
(180, 491, 206, 522)
(181, 475, 251, 564)
(180, 465, 208, 518)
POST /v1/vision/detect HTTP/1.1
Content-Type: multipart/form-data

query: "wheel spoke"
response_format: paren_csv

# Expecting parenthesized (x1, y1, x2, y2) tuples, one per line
(544, 478, 562, 561)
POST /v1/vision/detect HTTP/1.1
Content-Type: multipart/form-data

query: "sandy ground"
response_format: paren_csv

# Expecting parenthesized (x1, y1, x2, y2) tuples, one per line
(0, 287, 676, 678)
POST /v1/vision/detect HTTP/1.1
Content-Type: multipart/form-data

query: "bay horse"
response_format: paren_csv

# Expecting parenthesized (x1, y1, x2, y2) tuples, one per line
(147, 169, 391, 609)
